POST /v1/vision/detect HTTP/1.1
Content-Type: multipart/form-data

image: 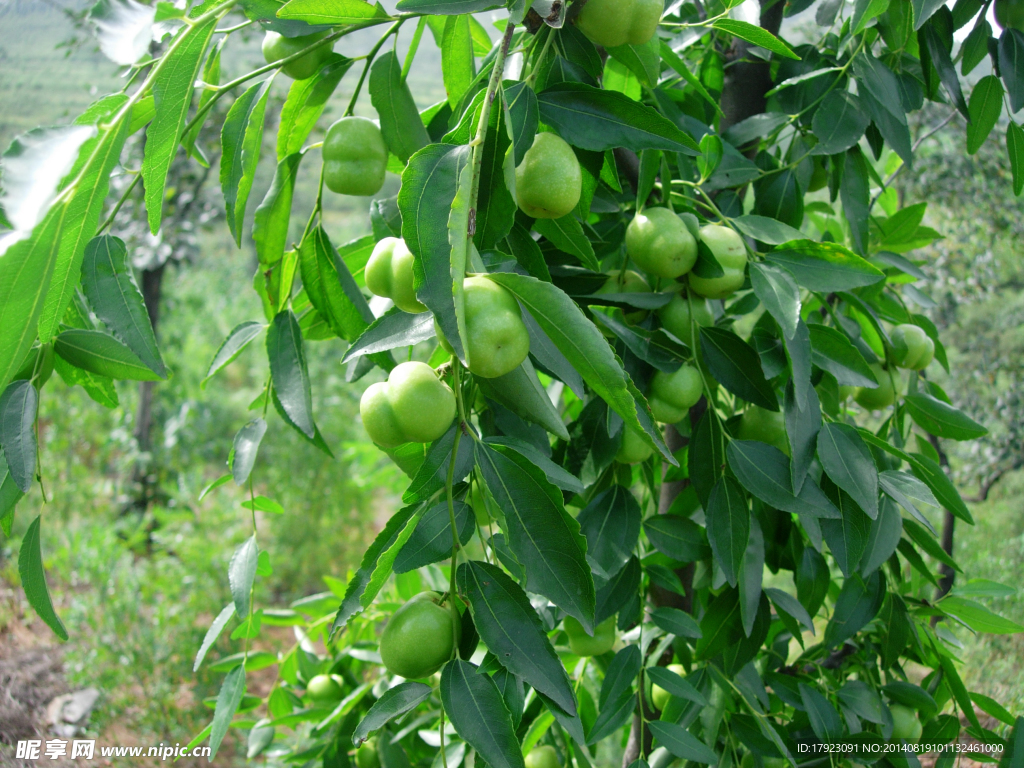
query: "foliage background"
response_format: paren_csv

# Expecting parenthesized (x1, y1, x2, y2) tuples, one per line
(0, 0, 1021, 763)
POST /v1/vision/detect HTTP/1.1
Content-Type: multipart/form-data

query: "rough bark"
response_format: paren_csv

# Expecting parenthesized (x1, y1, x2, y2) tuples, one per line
(929, 435, 956, 608)
(719, 0, 786, 134)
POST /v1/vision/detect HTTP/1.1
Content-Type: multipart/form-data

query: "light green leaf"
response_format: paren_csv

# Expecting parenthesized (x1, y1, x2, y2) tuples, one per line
(221, 78, 273, 246)
(711, 19, 799, 59)
(18, 516, 68, 641)
(54, 329, 163, 381)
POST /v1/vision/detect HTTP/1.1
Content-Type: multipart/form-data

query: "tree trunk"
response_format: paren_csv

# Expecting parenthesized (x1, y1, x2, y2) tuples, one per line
(131, 263, 166, 499)
(929, 435, 956, 609)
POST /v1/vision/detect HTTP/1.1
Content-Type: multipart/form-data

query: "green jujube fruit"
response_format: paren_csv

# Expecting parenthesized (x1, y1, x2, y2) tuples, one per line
(380, 592, 461, 679)
(616, 428, 654, 464)
(437, 277, 530, 379)
(365, 238, 426, 314)
(525, 747, 560, 768)
(689, 225, 747, 299)
(514, 133, 582, 219)
(737, 406, 789, 455)
(649, 364, 702, 423)
(262, 31, 331, 80)
(596, 270, 651, 325)
(626, 208, 698, 279)
(359, 362, 456, 448)
(564, 615, 616, 656)
(576, 0, 663, 48)
(890, 323, 934, 370)
(322, 117, 388, 197)
(855, 363, 903, 410)
(658, 292, 714, 343)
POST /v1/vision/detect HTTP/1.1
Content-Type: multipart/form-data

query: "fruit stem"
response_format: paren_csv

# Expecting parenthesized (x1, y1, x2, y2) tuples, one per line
(467, 22, 517, 236)
(344, 19, 405, 118)
(445, 363, 465, 653)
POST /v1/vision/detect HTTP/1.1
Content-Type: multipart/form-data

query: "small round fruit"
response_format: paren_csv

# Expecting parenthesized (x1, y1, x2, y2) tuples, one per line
(854, 363, 897, 411)
(996, 0, 1024, 29)
(597, 270, 651, 324)
(890, 324, 934, 371)
(658, 292, 714, 343)
(515, 133, 582, 219)
(626, 208, 698, 279)
(616, 428, 654, 464)
(365, 238, 426, 314)
(356, 742, 380, 768)
(359, 362, 456, 447)
(649, 364, 702, 424)
(576, 0, 663, 48)
(688, 225, 747, 299)
(564, 615, 616, 656)
(305, 673, 343, 704)
(737, 406, 789, 455)
(380, 592, 461, 679)
(807, 157, 828, 192)
(262, 31, 330, 80)
(525, 746, 560, 768)
(462, 276, 531, 378)
(323, 117, 388, 197)
(651, 663, 686, 711)
(889, 704, 923, 742)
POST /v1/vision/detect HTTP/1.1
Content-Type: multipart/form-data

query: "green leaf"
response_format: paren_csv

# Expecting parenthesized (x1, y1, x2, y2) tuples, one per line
(596, 555, 640, 625)
(767, 240, 884, 291)
(820, 486, 872, 577)
(970, 692, 1016, 727)
(706, 477, 750, 588)
(800, 683, 843, 740)
(648, 721, 718, 763)
(459, 560, 577, 716)
(711, 19, 799, 59)
(142, 15, 218, 234)
(823, 571, 884, 647)
(840, 146, 871, 255)
(643, 515, 709, 562)
(504, 81, 539, 165)
(606, 37, 661, 87)
(203, 321, 264, 387)
(811, 91, 870, 155)
(81, 235, 166, 377)
(699, 327, 778, 410)
(0, 451, 25, 536)
(1007, 121, 1024, 196)
(18, 516, 68, 641)
(331, 501, 426, 634)
(229, 535, 258, 618)
(807, 324, 877, 387)
(921, 19, 969, 118)
(183, 38, 222, 164)
(253, 152, 302, 267)
(659, 41, 723, 117)
(650, 606, 703, 638)
(399, 143, 471, 361)
(537, 82, 699, 155)
(576, 485, 641, 580)
(904, 393, 987, 440)
(476, 442, 595, 632)
(727, 440, 840, 519)
(853, 52, 907, 125)
(277, 0, 389, 22)
(599, 646, 641, 708)
(750, 262, 801, 339)
(267, 310, 314, 438)
(488, 272, 669, 458)
(534, 215, 599, 272)
(476, 358, 570, 441)
(764, 587, 814, 633)
(966, 76, 1003, 154)
(0, 381, 37, 493)
(1000, 29, 1024, 113)
(39, 107, 131, 343)
(342, 309, 435, 363)
(89, 0, 156, 65)
(231, 418, 267, 486)
(646, 666, 707, 704)
(817, 423, 879, 519)
(442, 15, 474, 108)
(52, 349, 118, 409)
(587, 693, 636, 745)
(689, 408, 726, 508)
(370, 51, 430, 163)
(209, 665, 246, 760)
(54, 329, 162, 381)
(277, 54, 353, 160)
(935, 649, 981, 730)
(859, 497, 902, 575)
(221, 78, 273, 246)
(299, 227, 375, 343)
(733, 215, 805, 246)
(591, 313, 687, 374)
(474, 95, 516, 250)
(440, 659, 525, 768)
(353, 682, 432, 745)
(940, 596, 1024, 634)
(194, 603, 235, 672)
(393, 500, 473, 573)
(785, 377, 821, 491)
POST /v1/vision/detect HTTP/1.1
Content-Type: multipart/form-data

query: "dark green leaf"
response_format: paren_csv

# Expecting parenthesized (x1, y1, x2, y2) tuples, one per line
(817, 423, 879, 519)
(0, 381, 37, 493)
(231, 418, 267, 486)
(596, 555, 640, 625)
(966, 76, 1003, 154)
(904, 393, 987, 440)
(921, 19, 969, 118)
(859, 497, 902, 575)
(534, 215, 599, 272)
(537, 82, 699, 155)
(353, 683, 432, 745)
(576, 485, 641, 579)
(54, 329, 162, 381)
(477, 357, 570, 441)
(504, 81, 539, 166)
(299, 227, 375, 343)
(1000, 29, 1024, 113)
(229, 535, 258, 618)
(650, 606, 702, 638)
(821, 486, 872, 577)
(586, 693, 636, 745)
(706, 478, 749, 588)
(733, 215, 805, 246)
(18, 516, 68, 640)
(1008, 121, 1024, 196)
(267, 310, 315, 438)
(370, 51, 430, 162)
(643, 515, 709, 562)
(689, 408, 725, 508)
(699, 327, 778, 410)
(394, 500, 473, 573)
(203, 321, 264, 387)
(767, 240, 883, 291)
(209, 666, 246, 759)
(812, 91, 870, 155)
(727, 440, 840, 518)
(476, 442, 596, 631)
(221, 78, 272, 245)
(591, 313, 687, 374)
(193, 603, 234, 672)
(785, 378, 821, 491)
(342, 309, 435, 363)
(764, 587, 814, 632)
(440, 659, 524, 768)
(142, 15, 217, 233)
(808, 324, 877, 387)
(81, 235, 165, 377)
(646, 666, 707, 705)
(750, 262, 800, 339)
(711, 19, 799, 59)
(459, 560, 577, 715)
(253, 153, 302, 267)
(648, 721, 718, 763)
(397, 0, 501, 13)
(823, 571, 884, 647)
(599, 646, 641, 709)
(799, 683, 843, 740)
